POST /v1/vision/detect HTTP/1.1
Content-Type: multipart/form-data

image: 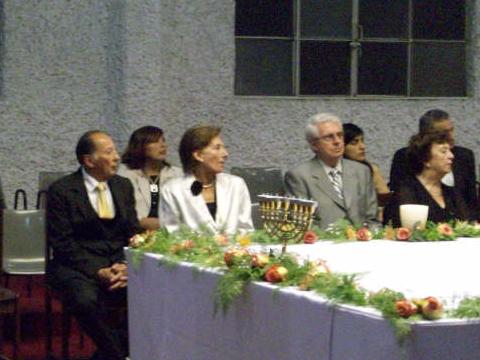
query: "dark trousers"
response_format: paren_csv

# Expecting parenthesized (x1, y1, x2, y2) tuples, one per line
(47, 264, 128, 360)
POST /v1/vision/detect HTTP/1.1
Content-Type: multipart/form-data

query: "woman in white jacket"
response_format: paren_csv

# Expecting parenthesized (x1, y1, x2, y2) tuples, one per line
(119, 126, 182, 230)
(160, 125, 253, 235)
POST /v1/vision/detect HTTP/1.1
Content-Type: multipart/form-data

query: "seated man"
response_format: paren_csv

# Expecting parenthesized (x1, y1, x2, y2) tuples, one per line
(47, 130, 141, 360)
(389, 109, 478, 214)
(284, 113, 377, 229)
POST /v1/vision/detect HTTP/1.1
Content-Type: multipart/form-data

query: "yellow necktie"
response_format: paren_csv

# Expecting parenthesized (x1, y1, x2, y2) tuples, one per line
(96, 182, 113, 219)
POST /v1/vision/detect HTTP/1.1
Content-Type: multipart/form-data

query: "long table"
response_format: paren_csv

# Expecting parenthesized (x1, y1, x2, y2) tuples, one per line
(127, 239, 480, 360)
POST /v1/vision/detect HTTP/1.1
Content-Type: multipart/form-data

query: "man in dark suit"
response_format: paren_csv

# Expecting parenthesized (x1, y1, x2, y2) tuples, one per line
(389, 109, 478, 214)
(47, 130, 140, 360)
(285, 113, 377, 229)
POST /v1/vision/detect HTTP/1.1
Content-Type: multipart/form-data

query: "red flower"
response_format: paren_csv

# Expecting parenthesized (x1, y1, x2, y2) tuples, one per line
(303, 230, 318, 244)
(356, 227, 372, 241)
(395, 299, 417, 318)
(396, 227, 411, 241)
(264, 265, 288, 283)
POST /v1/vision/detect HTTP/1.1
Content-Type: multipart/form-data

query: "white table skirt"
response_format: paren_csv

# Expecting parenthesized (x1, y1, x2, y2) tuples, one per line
(127, 244, 480, 360)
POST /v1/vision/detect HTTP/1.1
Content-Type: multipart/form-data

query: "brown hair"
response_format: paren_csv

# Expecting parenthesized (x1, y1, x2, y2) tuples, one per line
(121, 126, 169, 169)
(179, 125, 221, 173)
(407, 132, 451, 175)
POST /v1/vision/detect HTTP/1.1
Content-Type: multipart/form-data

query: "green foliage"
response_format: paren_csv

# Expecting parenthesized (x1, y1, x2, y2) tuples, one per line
(310, 273, 367, 306)
(451, 297, 480, 318)
(410, 221, 455, 241)
(214, 267, 252, 315)
(368, 288, 412, 343)
(313, 220, 355, 242)
(369, 288, 405, 318)
(453, 221, 480, 238)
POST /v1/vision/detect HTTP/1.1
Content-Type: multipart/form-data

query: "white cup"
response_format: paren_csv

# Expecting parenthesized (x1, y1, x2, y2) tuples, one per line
(399, 204, 429, 230)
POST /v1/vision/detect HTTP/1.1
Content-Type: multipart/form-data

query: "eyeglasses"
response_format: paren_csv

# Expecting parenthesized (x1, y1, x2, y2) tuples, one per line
(316, 132, 344, 143)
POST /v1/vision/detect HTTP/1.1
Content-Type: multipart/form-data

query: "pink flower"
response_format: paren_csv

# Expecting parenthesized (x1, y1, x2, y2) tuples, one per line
(437, 223, 454, 237)
(396, 227, 411, 241)
(303, 230, 318, 244)
(215, 234, 229, 246)
(356, 227, 372, 241)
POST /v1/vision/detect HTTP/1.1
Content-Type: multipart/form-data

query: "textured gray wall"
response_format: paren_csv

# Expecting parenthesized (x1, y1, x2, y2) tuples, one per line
(1, 0, 479, 207)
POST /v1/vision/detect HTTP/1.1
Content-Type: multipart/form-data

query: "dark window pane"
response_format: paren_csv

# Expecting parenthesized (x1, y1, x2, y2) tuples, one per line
(411, 42, 465, 97)
(235, 39, 293, 96)
(301, 0, 352, 38)
(235, 0, 293, 37)
(413, 0, 465, 40)
(300, 41, 350, 95)
(358, 42, 407, 95)
(360, 0, 409, 38)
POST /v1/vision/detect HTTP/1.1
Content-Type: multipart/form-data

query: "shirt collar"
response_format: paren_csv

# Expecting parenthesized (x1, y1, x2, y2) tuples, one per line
(82, 167, 105, 193)
(318, 158, 343, 175)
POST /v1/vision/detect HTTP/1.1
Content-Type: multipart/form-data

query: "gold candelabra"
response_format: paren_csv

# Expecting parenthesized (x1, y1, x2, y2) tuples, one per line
(258, 194, 317, 254)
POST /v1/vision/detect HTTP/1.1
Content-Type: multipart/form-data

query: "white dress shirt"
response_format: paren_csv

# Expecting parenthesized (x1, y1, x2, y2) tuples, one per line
(82, 167, 116, 218)
(160, 173, 254, 235)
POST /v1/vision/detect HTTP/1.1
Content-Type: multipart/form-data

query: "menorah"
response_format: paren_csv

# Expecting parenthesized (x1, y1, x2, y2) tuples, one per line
(258, 194, 318, 254)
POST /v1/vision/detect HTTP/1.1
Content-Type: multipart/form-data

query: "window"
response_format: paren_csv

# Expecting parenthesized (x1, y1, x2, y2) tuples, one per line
(234, 0, 466, 97)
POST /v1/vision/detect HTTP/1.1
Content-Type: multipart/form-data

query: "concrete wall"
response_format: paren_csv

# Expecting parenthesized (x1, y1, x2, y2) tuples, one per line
(1, 0, 479, 206)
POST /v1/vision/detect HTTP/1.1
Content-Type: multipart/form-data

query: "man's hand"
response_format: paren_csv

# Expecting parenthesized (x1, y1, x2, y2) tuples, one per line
(97, 263, 128, 291)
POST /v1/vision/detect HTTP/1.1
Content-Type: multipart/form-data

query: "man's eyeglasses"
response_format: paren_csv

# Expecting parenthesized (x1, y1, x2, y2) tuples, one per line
(316, 132, 344, 143)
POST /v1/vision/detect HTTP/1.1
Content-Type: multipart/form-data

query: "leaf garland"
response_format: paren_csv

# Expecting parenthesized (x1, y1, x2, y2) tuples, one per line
(129, 223, 480, 344)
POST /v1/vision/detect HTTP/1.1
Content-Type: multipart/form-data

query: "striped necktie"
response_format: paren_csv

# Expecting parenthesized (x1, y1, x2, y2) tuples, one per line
(96, 182, 113, 219)
(328, 170, 344, 200)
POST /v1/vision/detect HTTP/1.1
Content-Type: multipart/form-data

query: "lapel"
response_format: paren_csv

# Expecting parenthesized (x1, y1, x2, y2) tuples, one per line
(133, 169, 151, 206)
(108, 176, 126, 220)
(310, 157, 345, 209)
(69, 169, 99, 221)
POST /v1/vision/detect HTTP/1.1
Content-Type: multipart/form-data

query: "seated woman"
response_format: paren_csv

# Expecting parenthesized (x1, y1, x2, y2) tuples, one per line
(118, 126, 182, 230)
(388, 132, 473, 227)
(160, 125, 254, 234)
(343, 123, 389, 195)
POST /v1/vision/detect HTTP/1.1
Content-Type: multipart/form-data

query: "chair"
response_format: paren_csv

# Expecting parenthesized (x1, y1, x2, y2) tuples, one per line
(231, 167, 284, 230)
(38, 171, 71, 209)
(231, 167, 284, 202)
(0, 287, 20, 360)
(2, 190, 46, 295)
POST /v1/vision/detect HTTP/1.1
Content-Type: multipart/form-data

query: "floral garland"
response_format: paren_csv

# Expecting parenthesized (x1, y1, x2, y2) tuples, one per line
(129, 222, 480, 343)
(312, 219, 480, 242)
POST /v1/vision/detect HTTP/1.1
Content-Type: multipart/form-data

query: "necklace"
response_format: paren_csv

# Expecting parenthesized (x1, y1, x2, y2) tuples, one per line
(149, 175, 160, 193)
(202, 183, 215, 189)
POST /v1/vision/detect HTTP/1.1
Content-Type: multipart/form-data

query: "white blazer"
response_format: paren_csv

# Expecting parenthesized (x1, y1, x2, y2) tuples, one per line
(117, 164, 183, 220)
(160, 173, 254, 235)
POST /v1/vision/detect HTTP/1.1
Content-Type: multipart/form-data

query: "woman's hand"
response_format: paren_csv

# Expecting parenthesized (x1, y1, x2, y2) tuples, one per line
(140, 217, 160, 230)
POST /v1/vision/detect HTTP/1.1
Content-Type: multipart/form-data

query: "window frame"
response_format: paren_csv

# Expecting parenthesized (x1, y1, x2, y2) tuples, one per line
(234, 0, 468, 99)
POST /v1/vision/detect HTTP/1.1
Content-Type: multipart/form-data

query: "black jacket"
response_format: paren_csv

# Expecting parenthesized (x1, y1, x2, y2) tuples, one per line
(47, 169, 141, 279)
(389, 145, 478, 215)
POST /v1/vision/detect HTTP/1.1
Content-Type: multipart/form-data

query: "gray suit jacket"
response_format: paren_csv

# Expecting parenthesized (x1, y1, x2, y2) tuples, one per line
(284, 157, 377, 229)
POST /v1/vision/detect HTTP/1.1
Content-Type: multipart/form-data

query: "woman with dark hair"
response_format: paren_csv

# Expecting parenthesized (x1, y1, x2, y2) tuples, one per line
(343, 123, 389, 195)
(118, 126, 182, 230)
(388, 132, 473, 226)
(160, 125, 253, 234)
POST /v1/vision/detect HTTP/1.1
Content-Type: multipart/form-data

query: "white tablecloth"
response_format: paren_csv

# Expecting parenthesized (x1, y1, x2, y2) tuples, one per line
(258, 238, 480, 309)
(127, 240, 480, 360)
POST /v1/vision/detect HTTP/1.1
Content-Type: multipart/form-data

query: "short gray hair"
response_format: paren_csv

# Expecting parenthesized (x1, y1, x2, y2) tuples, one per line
(305, 113, 342, 143)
